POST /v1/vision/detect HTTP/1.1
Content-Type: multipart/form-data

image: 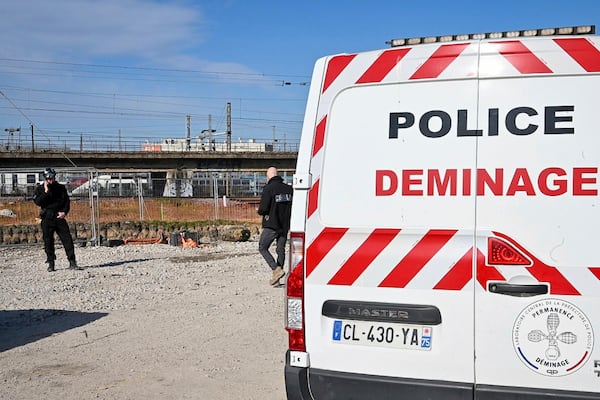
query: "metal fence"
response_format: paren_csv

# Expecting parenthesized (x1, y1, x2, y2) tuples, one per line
(0, 168, 290, 233)
(0, 167, 100, 243)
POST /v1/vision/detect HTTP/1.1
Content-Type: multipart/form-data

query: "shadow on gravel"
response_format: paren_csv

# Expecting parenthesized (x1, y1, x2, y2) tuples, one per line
(90, 258, 151, 269)
(168, 252, 256, 263)
(0, 309, 108, 352)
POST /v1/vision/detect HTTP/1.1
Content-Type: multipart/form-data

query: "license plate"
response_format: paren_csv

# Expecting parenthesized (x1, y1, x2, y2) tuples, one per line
(332, 320, 433, 350)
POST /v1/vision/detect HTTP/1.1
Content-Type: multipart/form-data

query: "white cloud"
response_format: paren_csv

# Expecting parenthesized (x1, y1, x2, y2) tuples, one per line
(0, 0, 206, 61)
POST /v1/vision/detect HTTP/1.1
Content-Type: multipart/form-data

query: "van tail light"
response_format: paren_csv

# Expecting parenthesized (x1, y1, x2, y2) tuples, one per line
(285, 232, 305, 351)
(488, 237, 531, 265)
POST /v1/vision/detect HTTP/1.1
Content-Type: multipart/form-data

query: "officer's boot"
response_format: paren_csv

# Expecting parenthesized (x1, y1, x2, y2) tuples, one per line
(69, 259, 82, 270)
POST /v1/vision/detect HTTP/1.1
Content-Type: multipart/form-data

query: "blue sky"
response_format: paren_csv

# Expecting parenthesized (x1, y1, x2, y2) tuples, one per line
(0, 0, 598, 151)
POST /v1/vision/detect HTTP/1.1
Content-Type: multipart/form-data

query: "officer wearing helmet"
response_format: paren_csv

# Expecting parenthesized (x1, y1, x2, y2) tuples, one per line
(33, 168, 80, 272)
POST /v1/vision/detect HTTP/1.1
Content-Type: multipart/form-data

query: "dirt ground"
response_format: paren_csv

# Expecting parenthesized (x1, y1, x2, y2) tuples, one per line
(0, 240, 288, 400)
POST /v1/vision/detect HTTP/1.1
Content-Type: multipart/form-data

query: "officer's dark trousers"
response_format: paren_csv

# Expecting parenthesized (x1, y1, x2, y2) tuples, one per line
(258, 227, 287, 270)
(41, 217, 76, 263)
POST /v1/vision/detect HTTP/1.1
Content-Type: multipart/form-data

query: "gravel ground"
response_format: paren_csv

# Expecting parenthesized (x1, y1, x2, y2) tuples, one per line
(0, 239, 288, 400)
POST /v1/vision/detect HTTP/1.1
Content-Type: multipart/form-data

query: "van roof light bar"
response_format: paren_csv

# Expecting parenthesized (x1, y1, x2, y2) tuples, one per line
(387, 25, 595, 47)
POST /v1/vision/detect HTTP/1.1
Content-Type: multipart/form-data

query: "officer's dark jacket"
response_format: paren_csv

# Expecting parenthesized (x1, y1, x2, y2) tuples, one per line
(257, 175, 293, 233)
(33, 182, 71, 219)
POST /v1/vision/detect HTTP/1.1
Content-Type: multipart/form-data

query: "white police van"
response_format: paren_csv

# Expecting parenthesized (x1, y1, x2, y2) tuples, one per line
(285, 25, 600, 399)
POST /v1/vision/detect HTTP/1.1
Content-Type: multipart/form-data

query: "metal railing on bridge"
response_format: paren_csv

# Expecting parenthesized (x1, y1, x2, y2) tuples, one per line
(1, 133, 299, 154)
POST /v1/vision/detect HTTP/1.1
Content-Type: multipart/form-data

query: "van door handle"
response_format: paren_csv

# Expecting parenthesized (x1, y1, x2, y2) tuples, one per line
(488, 282, 548, 297)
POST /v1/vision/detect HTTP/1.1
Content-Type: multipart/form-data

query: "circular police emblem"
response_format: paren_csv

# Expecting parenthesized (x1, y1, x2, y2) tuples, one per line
(513, 299, 594, 377)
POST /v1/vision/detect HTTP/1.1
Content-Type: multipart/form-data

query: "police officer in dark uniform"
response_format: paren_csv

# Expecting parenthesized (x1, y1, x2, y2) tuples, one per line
(258, 166, 293, 286)
(33, 168, 80, 272)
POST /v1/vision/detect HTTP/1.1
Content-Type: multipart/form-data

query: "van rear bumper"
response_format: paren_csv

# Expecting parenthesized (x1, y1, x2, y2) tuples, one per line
(284, 351, 472, 400)
(284, 352, 598, 400)
(476, 385, 600, 400)
(284, 364, 312, 400)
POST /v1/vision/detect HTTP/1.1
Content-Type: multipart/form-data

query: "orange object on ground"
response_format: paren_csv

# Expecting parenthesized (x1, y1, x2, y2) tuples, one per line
(180, 232, 198, 248)
(124, 235, 167, 245)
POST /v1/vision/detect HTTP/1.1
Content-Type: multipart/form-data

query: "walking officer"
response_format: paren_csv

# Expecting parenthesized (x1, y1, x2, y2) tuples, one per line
(257, 166, 293, 286)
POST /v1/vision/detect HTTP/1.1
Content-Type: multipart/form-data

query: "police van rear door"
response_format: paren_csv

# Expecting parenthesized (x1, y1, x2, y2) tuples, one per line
(474, 36, 600, 398)
(303, 44, 480, 398)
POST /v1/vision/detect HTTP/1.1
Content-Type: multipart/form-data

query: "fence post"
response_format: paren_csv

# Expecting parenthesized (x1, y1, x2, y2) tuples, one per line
(212, 172, 219, 221)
